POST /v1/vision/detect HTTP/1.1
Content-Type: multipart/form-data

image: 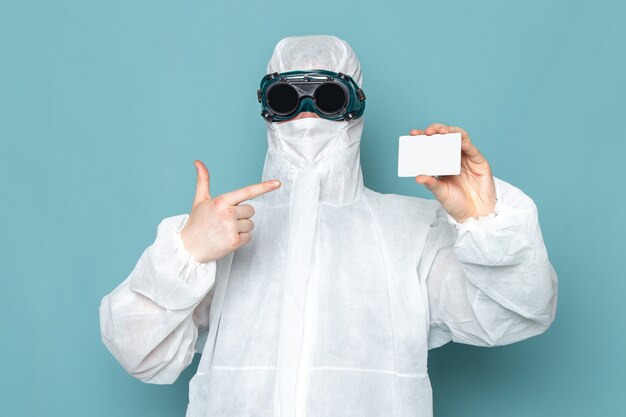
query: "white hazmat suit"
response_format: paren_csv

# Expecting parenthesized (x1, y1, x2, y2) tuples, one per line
(99, 35, 558, 417)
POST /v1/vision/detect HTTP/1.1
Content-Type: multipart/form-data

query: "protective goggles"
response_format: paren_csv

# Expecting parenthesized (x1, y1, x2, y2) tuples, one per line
(257, 69, 366, 122)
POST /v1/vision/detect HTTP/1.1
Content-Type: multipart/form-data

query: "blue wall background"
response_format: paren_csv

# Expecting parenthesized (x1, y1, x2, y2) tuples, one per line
(1, 0, 624, 416)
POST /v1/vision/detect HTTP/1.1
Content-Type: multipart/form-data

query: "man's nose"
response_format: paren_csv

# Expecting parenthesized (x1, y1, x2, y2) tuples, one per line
(277, 112, 319, 124)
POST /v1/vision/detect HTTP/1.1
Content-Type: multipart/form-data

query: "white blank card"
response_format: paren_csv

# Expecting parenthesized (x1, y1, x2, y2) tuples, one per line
(398, 133, 462, 177)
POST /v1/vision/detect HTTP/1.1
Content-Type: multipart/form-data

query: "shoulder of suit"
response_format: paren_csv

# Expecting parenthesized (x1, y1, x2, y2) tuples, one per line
(362, 188, 439, 224)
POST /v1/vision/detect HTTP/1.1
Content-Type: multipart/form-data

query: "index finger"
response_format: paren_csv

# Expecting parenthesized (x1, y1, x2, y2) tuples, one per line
(217, 180, 281, 206)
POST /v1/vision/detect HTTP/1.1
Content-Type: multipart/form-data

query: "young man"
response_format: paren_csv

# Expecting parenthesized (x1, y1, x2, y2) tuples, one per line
(100, 35, 558, 417)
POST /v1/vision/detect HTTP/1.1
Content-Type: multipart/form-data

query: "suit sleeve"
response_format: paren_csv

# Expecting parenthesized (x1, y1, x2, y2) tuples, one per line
(418, 176, 558, 349)
(99, 214, 216, 383)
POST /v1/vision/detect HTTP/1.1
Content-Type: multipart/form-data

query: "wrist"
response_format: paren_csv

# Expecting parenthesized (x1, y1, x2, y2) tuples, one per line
(178, 224, 214, 265)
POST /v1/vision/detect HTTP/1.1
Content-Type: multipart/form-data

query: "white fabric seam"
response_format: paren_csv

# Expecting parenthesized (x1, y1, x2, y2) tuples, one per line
(309, 366, 427, 378)
(211, 365, 427, 378)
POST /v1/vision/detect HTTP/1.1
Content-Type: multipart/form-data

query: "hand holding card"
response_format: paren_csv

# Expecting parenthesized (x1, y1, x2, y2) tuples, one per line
(404, 123, 496, 224)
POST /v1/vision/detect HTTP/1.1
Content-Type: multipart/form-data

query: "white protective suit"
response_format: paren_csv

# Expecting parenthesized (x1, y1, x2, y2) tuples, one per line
(99, 35, 558, 417)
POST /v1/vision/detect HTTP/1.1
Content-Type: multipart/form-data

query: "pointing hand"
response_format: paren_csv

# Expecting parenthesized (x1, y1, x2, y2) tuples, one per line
(180, 160, 281, 263)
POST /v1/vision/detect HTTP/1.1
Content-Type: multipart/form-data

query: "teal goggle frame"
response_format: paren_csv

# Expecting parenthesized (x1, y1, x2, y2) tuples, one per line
(257, 69, 366, 122)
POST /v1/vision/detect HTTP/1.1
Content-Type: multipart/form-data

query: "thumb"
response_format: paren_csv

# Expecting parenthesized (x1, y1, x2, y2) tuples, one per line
(193, 160, 211, 205)
(415, 175, 443, 195)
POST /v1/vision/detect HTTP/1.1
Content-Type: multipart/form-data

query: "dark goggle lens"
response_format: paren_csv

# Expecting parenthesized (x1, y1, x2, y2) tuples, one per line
(314, 82, 347, 114)
(266, 83, 299, 115)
